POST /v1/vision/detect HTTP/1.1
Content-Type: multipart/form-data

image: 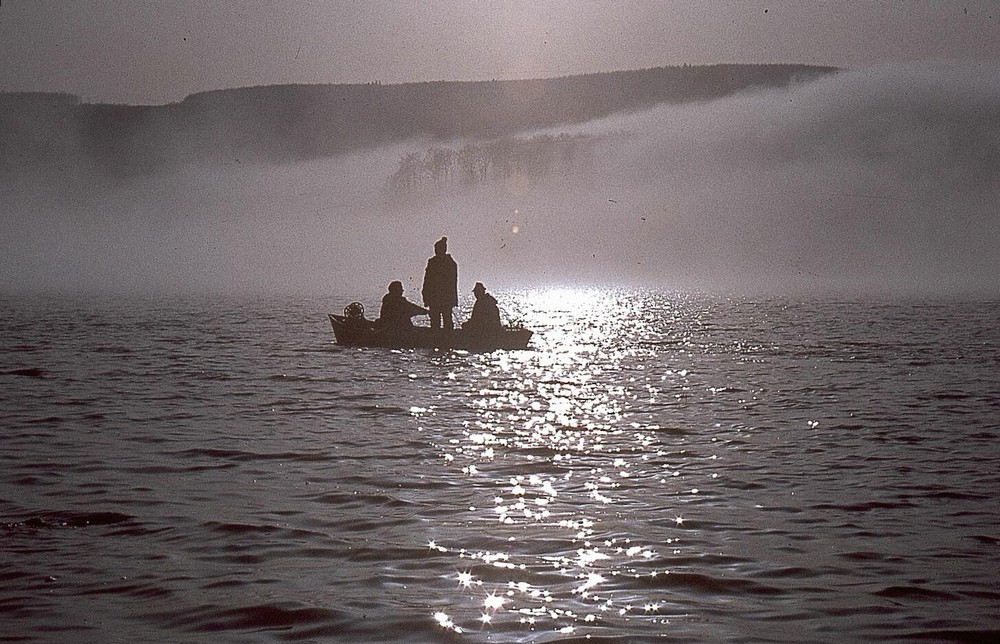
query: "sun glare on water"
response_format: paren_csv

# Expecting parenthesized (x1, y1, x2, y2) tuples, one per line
(528, 287, 604, 312)
(427, 287, 688, 637)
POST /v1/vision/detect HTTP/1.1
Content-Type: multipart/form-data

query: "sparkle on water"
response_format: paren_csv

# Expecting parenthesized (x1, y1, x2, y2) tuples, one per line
(423, 287, 692, 636)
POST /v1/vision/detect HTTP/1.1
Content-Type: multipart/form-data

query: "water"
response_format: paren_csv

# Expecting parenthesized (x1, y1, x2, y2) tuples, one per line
(1, 289, 998, 642)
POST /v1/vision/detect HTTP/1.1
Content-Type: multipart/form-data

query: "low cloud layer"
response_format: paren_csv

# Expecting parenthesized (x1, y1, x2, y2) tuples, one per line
(551, 61, 1000, 296)
(2, 62, 997, 298)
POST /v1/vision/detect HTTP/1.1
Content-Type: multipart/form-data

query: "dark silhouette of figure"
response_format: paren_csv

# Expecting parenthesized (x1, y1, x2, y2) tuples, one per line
(422, 237, 458, 330)
(377, 280, 428, 329)
(464, 282, 503, 335)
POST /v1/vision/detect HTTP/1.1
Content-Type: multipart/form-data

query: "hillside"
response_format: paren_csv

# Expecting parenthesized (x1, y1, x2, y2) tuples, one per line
(0, 64, 836, 178)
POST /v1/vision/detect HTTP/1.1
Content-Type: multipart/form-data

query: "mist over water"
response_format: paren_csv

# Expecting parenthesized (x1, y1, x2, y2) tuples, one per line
(2, 62, 997, 297)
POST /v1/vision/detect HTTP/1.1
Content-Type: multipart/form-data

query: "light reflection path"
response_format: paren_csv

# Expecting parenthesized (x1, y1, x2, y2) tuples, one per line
(417, 288, 709, 638)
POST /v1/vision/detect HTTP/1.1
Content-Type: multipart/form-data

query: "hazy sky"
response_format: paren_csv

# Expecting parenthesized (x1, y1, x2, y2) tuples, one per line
(1, 0, 998, 104)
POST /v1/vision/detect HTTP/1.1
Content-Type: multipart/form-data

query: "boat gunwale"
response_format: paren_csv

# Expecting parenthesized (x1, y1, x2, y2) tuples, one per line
(328, 313, 532, 351)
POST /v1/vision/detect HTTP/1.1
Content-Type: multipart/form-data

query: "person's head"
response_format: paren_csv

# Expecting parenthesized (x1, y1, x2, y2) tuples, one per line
(472, 282, 486, 298)
(388, 280, 403, 295)
(434, 236, 448, 256)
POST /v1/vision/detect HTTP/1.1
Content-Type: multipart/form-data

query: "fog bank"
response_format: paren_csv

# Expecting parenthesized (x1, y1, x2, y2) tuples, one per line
(1, 62, 997, 298)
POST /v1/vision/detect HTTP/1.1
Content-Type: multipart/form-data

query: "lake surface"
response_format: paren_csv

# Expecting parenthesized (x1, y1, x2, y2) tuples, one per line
(1, 290, 998, 642)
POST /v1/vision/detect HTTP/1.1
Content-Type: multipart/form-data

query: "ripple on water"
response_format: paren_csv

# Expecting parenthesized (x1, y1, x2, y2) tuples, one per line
(0, 293, 998, 641)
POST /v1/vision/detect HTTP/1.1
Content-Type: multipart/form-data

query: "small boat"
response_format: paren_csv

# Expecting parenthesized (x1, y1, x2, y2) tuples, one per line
(328, 303, 532, 351)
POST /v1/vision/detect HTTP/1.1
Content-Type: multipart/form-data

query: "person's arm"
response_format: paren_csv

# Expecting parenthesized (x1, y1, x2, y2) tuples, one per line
(421, 262, 431, 304)
(406, 299, 429, 317)
(488, 297, 502, 328)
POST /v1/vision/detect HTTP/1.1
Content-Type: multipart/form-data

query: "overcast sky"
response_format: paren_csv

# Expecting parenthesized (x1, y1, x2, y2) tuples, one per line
(1, 0, 998, 104)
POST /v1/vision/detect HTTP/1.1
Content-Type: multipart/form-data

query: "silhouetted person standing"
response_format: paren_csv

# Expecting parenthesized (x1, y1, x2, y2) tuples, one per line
(378, 280, 428, 329)
(464, 282, 503, 335)
(422, 237, 458, 330)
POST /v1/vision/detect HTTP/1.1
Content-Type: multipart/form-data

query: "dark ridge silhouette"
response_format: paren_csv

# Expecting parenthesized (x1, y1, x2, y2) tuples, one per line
(0, 64, 837, 179)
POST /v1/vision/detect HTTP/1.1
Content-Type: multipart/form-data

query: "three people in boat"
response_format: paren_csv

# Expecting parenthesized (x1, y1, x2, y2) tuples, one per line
(375, 238, 503, 334)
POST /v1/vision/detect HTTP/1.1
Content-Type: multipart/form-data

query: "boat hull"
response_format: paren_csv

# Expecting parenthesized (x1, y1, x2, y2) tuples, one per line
(328, 314, 532, 351)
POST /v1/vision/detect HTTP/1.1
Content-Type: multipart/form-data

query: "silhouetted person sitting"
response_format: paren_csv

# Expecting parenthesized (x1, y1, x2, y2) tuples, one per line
(377, 280, 428, 329)
(464, 282, 503, 335)
(422, 236, 458, 331)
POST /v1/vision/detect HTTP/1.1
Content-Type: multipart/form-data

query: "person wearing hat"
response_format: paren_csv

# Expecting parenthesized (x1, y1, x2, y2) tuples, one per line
(464, 282, 502, 335)
(421, 236, 458, 330)
(377, 280, 428, 329)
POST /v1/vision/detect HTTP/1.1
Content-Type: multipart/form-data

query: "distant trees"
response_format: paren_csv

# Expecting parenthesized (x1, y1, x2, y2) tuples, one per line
(386, 133, 596, 196)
